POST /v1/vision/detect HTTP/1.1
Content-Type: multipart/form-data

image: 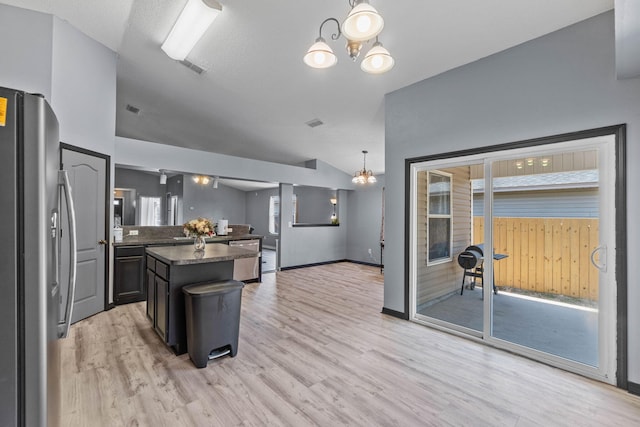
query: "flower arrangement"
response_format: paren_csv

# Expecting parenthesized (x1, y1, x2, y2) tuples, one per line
(183, 217, 215, 237)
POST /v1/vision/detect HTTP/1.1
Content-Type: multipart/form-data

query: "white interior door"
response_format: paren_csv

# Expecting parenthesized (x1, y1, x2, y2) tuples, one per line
(61, 147, 107, 323)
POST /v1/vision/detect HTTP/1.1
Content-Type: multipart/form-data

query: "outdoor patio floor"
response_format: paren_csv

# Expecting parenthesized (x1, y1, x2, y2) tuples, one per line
(417, 287, 598, 366)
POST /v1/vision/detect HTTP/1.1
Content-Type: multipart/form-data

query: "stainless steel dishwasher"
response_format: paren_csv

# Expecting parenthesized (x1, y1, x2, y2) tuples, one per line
(228, 239, 260, 281)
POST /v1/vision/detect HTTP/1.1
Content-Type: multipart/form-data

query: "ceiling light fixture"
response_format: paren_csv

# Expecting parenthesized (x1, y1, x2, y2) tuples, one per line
(161, 0, 222, 61)
(159, 170, 167, 185)
(352, 150, 377, 184)
(304, 0, 394, 74)
(192, 175, 211, 185)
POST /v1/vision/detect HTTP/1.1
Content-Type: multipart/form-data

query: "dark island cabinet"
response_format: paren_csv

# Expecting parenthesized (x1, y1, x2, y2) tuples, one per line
(146, 268, 155, 320)
(145, 248, 235, 355)
(146, 254, 170, 344)
(114, 246, 146, 305)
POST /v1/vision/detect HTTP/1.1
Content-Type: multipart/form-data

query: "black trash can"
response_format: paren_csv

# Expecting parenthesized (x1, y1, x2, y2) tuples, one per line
(182, 280, 244, 368)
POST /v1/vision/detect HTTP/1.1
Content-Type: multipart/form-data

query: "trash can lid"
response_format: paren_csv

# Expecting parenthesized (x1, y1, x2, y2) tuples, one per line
(183, 280, 245, 296)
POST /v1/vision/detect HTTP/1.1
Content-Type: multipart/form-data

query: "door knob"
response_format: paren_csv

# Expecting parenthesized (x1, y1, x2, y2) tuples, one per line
(98, 239, 107, 245)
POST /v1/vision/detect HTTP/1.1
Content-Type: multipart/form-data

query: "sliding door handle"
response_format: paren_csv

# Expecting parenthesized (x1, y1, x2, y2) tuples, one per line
(590, 245, 607, 272)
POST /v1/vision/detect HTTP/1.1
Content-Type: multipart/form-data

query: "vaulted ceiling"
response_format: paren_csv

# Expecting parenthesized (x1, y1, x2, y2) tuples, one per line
(2, 0, 619, 175)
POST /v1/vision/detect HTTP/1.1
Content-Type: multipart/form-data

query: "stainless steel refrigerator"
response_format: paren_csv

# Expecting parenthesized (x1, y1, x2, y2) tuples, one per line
(0, 87, 77, 426)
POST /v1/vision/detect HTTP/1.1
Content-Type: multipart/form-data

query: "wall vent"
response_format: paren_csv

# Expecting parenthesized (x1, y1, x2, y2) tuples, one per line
(125, 104, 140, 115)
(305, 118, 324, 128)
(179, 59, 206, 74)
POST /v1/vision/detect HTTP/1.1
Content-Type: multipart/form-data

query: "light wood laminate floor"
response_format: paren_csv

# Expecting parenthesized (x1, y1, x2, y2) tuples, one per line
(61, 262, 640, 426)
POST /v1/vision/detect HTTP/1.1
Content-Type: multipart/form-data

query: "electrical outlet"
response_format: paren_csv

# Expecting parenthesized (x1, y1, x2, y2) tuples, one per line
(129, 230, 138, 236)
(368, 248, 372, 255)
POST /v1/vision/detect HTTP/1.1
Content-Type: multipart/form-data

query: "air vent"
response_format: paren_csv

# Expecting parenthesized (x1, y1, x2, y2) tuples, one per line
(305, 118, 324, 128)
(179, 59, 206, 75)
(125, 104, 140, 115)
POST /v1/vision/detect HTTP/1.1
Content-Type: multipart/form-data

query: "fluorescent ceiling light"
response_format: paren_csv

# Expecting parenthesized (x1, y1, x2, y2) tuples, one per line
(161, 0, 222, 61)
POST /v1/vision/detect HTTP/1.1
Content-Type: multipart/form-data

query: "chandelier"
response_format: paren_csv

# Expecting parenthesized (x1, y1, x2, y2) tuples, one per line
(353, 150, 377, 184)
(304, 0, 394, 74)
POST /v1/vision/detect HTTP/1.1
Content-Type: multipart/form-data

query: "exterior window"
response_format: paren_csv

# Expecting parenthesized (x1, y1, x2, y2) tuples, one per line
(427, 171, 452, 264)
(269, 195, 297, 234)
(138, 196, 162, 226)
(269, 196, 280, 234)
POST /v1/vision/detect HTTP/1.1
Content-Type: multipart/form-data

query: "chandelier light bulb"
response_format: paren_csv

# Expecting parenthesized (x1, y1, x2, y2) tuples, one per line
(304, 37, 338, 68)
(342, 1, 384, 42)
(356, 15, 372, 33)
(361, 41, 394, 74)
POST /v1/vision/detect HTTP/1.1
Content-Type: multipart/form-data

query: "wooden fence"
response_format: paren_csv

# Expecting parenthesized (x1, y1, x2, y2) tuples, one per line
(473, 217, 599, 301)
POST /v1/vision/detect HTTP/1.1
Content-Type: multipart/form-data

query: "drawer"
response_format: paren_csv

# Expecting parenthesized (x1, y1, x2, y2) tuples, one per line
(155, 260, 169, 280)
(146, 255, 155, 272)
(116, 246, 145, 257)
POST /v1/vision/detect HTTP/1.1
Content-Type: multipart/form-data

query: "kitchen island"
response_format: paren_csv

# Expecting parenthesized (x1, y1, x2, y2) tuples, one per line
(113, 232, 263, 305)
(145, 243, 256, 355)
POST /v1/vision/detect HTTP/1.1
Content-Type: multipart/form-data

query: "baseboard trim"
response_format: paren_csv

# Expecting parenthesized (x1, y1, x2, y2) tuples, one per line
(280, 259, 384, 271)
(628, 381, 640, 396)
(382, 307, 408, 320)
(279, 259, 347, 271)
(347, 259, 382, 268)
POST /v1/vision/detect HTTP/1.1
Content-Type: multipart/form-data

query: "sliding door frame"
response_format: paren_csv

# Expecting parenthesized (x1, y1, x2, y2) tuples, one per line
(404, 124, 627, 388)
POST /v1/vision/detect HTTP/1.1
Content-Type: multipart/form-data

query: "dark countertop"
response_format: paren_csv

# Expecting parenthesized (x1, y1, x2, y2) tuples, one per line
(113, 233, 263, 247)
(146, 243, 258, 266)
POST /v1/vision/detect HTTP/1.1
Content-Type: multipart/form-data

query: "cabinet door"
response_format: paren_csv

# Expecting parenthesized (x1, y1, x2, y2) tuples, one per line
(155, 276, 169, 342)
(146, 269, 155, 321)
(114, 255, 145, 304)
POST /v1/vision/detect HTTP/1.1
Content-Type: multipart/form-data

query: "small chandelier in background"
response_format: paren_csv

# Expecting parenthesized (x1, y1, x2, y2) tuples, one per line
(192, 175, 211, 185)
(304, 0, 394, 74)
(353, 150, 377, 184)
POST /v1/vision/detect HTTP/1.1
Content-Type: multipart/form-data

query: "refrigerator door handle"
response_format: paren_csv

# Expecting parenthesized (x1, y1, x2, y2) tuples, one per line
(58, 170, 77, 338)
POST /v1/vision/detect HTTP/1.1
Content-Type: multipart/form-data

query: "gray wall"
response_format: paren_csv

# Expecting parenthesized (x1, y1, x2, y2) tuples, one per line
(384, 11, 640, 382)
(245, 187, 279, 248)
(279, 185, 348, 268)
(0, 6, 53, 98)
(473, 189, 598, 218)
(294, 186, 337, 224)
(0, 6, 116, 159)
(51, 17, 116, 157)
(347, 176, 385, 264)
(116, 138, 356, 191)
(115, 168, 165, 198)
(182, 179, 246, 226)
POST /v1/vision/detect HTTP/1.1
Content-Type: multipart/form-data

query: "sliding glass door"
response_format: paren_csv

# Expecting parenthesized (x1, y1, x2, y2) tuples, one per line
(411, 162, 485, 335)
(409, 133, 618, 384)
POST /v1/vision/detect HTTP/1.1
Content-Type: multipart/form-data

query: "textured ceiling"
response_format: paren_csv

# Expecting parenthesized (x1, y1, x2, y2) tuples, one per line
(2, 0, 614, 175)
